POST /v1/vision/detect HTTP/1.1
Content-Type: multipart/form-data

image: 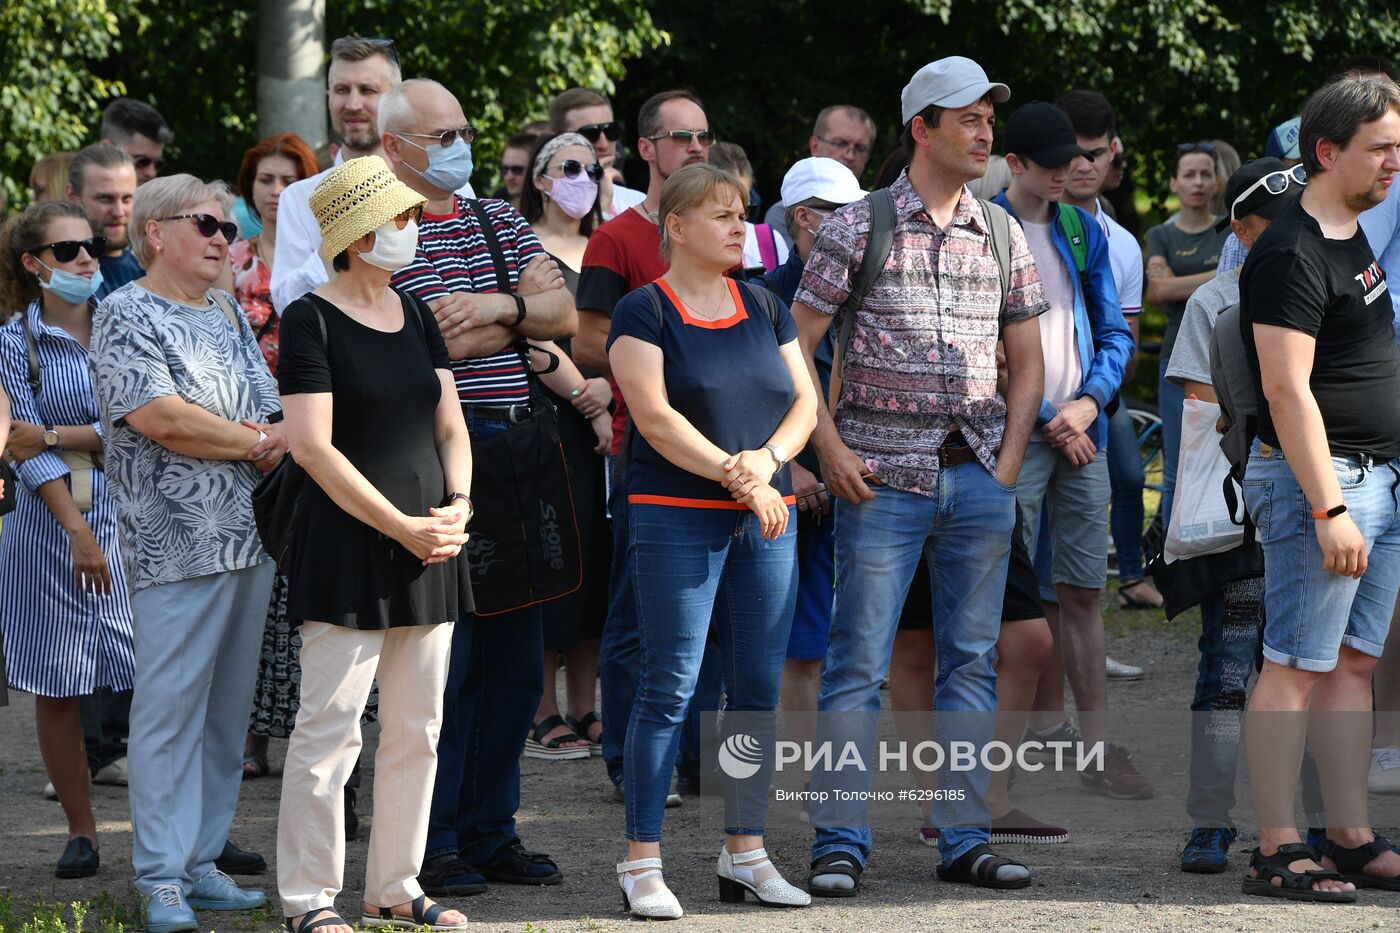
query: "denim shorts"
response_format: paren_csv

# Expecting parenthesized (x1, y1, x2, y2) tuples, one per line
(1243, 441, 1400, 672)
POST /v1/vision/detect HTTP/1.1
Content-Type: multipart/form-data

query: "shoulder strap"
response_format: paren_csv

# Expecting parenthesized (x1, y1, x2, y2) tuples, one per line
(1055, 202, 1089, 273)
(829, 190, 895, 406)
(22, 312, 41, 398)
(466, 199, 513, 295)
(737, 279, 785, 329)
(643, 281, 665, 328)
(755, 223, 779, 272)
(977, 198, 1012, 317)
(208, 290, 242, 330)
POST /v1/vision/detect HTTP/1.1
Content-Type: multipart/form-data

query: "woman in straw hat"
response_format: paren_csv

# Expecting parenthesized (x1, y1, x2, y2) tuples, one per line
(274, 155, 472, 933)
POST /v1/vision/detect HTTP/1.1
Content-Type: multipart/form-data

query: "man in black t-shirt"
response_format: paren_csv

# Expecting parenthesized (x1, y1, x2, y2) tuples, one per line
(1239, 73, 1400, 901)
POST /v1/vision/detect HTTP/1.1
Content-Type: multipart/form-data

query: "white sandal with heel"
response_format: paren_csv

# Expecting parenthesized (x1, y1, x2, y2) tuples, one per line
(616, 856, 683, 920)
(717, 846, 811, 907)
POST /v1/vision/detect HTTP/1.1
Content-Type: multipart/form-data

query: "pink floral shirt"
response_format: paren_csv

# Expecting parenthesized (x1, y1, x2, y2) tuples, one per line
(795, 171, 1047, 495)
(229, 236, 279, 381)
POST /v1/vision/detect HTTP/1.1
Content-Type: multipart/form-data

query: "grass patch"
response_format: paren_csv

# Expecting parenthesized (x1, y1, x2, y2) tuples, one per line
(0, 889, 141, 933)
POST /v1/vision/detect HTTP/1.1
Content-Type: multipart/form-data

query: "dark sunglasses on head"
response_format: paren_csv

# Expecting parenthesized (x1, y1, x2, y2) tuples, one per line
(647, 129, 715, 146)
(162, 213, 238, 241)
(398, 124, 477, 148)
(132, 155, 167, 172)
(576, 122, 623, 143)
(29, 236, 107, 263)
(500, 164, 527, 177)
(362, 36, 400, 65)
(1177, 141, 1217, 154)
(556, 159, 605, 182)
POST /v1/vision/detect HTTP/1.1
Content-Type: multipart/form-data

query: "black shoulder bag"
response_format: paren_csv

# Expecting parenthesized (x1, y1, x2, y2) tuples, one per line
(460, 201, 582, 615)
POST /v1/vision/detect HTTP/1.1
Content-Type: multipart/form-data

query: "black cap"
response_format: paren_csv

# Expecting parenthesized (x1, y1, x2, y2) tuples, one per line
(1004, 101, 1093, 168)
(1215, 157, 1303, 232)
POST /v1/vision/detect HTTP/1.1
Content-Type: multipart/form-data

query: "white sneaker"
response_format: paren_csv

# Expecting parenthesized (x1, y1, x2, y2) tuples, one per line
(1106, 656, 1144, 681)
(1368, 746, 1400, 795)
(617, 857, 683, 919)
(42, 781, 59, 801)
(716, 846, 810, 907)
(93, 756, 129, 786)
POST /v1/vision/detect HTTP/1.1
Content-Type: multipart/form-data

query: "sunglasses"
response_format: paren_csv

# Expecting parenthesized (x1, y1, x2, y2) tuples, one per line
(162, 213, 238, 241)
(554, 159, 605, 182)
(398, 124, 477, 148)
(362, 36, 400, 65)
(1229, 165, 1307, 221)
(500, 164, 527, 177)
(133, 155, 167, 172)
(29, 236, 107, 263)
(1177, 141, 1217, 154)
(576, 122, 622, 143)
(647, 129, 715, 146)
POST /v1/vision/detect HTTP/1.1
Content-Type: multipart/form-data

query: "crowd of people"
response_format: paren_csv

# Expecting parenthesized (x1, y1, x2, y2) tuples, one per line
(2, 32, 1400, 932)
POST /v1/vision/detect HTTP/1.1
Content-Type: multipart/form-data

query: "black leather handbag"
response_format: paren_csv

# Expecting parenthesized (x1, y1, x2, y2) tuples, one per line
(0, 459, 17, 516)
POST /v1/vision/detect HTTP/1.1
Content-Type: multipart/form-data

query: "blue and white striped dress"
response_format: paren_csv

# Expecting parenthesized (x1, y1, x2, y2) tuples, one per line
(0, 303, 134, 697)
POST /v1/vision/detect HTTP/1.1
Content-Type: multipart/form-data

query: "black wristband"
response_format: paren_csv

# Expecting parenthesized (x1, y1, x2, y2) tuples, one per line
(511, 294, 527, 328)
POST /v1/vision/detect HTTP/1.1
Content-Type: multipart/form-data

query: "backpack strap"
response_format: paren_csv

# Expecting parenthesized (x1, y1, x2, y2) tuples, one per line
(1055, 202, 1089, 273)
(736, 278, 786, 330)
(830, 189, 896, 407)
(976, 198, 1012, 318)
(755, 223, 779, 272)
(620, 282, 669, 486)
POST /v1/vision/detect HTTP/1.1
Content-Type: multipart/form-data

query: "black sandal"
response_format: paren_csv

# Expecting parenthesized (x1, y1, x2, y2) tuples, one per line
(808, 851, 862, 898)
(362, 893, 467, 930)
(1317, 834, 1400, 890)
(523, 714, 589, 760)
(566, 711, 603, 756)
(935, 842, 1032, 889)
(285, 908, 348, 933)
(1240, 843, 1357, 902)
(1117, 580, 1163, 610)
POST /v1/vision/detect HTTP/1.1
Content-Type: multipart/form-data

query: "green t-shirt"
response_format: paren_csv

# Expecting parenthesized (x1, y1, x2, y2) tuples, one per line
(1146, 220, 1227, 359)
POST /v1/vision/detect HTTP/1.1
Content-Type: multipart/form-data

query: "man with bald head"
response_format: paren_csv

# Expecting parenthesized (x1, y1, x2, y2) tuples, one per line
(379, 77, 578, 899)
(764, 105, 877, 244)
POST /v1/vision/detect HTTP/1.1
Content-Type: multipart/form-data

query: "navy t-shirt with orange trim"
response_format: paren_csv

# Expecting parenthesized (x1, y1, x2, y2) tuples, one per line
(607, 279, 799, 508)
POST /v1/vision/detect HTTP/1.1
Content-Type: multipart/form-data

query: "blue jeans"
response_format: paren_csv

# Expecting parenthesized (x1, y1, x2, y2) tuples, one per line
(1158, 356, 1184, 528)
(810, 463, 1016, 867)
(1244, 444, 1400, 670)
(426, 413, 547, 863)
(1107, 401, 1148, 582)
(624, 504, 797, 842)
(599, 457, 637, 788)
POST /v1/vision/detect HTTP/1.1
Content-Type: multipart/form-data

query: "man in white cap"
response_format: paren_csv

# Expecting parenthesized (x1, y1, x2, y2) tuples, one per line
(793, 55, 1048, 895)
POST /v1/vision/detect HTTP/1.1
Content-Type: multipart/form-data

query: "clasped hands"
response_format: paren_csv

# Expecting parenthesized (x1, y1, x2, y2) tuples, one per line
(721, 448, 788, 540)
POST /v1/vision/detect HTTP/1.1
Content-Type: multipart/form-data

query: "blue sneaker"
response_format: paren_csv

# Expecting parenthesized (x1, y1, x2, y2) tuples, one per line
(1180, 827, 1237, 873)
(143, 884, 197, 932)
(187, 869, 267, 910)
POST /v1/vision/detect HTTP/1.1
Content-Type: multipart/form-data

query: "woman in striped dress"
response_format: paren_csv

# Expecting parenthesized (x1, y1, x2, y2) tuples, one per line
(0, 200, 135, 879)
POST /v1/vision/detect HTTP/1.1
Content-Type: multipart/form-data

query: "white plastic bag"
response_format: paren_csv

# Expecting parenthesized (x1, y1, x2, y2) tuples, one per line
(1164, 398, 1243, 563)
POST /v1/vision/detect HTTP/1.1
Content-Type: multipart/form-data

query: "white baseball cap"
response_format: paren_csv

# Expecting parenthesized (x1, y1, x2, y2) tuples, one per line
(901, 56, 1010, 125)
(780, 157, 864, 207)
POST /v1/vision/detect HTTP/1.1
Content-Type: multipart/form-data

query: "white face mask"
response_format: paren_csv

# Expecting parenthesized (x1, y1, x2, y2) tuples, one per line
(358, 218, 419, 272)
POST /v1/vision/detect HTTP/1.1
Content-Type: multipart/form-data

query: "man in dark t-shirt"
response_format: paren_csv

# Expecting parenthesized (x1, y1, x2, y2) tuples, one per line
(1238, 74, 1400, 900)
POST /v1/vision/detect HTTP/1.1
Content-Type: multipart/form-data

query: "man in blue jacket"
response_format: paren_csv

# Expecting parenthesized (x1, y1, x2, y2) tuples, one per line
(994, 101, 1149, 800)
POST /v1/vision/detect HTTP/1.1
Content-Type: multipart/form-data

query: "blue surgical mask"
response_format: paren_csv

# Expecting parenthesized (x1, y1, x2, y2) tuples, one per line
(398, 135, 475, 191)
(37, 260, 102, 305)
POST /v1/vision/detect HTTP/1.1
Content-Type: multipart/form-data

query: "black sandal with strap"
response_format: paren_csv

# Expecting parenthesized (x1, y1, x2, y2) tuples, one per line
(566, 711, 603, 756)
(935, 842, 1032, 889)
(285, 908, 348, 933)
(807, 851, 862, 898)
(1317, 834, 1400, 890)
(1240, 843, 1358, 902)
(524, 714, 588, 759)
(362, 893, 467, 931)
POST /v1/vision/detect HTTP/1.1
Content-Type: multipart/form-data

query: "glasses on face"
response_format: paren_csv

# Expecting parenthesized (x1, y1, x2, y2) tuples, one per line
(1177, 141, 1217, 154)
(162, 213, 238, 241)
(398, 124, 477, 148)
(362, 36, 401, 66)
(815, 135, 870, 158)
(29, 236, 107, 263)
(553, 159, 605, 182)
(1229, 165, 1308, 221)
(132, 155, 167, 172)
(647, 129, 715, 147)
(576, 122, 622, 143)
(390, 206, 424, 229)
(500, 164, 527, 177)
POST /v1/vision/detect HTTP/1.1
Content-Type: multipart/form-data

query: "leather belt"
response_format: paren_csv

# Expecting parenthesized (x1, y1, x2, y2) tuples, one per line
(938, 431, 978, 466)
(467, 403, 532, 424)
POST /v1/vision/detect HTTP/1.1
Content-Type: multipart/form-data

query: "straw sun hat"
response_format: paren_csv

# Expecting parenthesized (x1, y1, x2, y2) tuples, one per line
(310, 154, 427, 262)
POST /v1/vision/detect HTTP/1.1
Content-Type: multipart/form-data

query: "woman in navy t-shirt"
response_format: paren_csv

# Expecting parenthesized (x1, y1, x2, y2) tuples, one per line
(607, 164, 817, 918)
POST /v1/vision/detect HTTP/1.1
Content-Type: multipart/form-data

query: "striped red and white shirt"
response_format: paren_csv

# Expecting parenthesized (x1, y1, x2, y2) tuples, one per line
(392, 196, 545, 406)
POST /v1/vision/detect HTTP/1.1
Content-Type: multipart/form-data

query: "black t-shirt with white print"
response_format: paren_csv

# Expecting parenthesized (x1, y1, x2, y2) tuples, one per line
(1241, 197, 1400, 459)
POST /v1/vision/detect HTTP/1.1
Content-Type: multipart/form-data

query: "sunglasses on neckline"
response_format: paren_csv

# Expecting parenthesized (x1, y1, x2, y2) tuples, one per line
(576, 122, 622, 143)
(398, 124, 477, 148)
(29, 236, 107, 263)
(161, 213, 238, 241)
(552, 159, 605, 182)
(647, 129, 715, 146)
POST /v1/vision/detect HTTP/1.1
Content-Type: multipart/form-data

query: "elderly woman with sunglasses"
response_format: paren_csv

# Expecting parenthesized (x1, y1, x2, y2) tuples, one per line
(90, 175, 285, 933)
(0, 201, 134, 881)
(275, 155, 472, 933)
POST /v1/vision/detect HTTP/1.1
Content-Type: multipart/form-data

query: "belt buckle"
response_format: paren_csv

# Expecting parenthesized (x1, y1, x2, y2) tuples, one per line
(508, 404, 529, 424)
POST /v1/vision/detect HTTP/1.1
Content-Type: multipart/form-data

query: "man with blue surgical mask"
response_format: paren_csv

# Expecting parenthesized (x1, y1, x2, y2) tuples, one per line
(379, 77, 579, 901)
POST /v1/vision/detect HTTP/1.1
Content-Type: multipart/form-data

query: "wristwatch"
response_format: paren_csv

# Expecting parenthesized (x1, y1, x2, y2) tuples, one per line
(444, 491, 475, 522)
(43, 426, 59, 447)
(762, 443, 789, 470)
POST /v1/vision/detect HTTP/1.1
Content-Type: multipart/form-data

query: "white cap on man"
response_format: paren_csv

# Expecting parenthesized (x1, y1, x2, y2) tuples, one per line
(901, 56, 1010, 124)
(781, 157, 864, 207)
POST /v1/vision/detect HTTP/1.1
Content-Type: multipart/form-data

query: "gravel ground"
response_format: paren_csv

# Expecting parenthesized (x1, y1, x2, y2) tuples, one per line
(2, 593, 1397, 932)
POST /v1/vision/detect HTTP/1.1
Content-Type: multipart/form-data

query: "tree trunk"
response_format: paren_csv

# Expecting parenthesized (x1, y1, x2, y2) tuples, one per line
(256, 0, 327, 153)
